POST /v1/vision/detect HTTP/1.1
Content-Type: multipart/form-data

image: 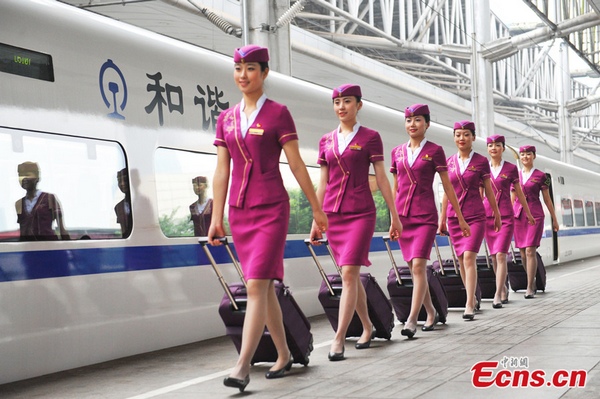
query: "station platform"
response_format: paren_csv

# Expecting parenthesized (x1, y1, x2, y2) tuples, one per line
(1, 257, 599, 399)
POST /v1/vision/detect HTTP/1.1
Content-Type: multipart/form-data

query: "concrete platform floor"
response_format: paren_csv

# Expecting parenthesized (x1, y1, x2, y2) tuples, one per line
(1, 257, 599, 399)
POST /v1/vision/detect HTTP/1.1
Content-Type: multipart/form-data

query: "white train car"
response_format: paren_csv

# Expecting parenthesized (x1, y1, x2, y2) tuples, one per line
(1, 0, 599, 384)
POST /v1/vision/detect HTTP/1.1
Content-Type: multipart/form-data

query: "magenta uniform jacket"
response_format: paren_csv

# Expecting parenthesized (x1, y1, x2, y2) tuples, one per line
(214, 99, 298, 280)
(318, 126, 384, 214)
(318, 126, 384, 266)
(513, 168, 550, 248)
(483, 161, 519, 254)
(391, 141, 447, 217)
(446, 152, 490, 256)
(390, 141, 447, 261)
(215, 100, 297, 209)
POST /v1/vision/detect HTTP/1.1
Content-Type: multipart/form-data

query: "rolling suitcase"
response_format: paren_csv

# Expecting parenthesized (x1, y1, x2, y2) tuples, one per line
(199, 237, 313, 366)
(507, 244, 546, 292)
(383, 236, 448, 324)
(476, 240, 497, 299)
(304, 238, 394, 340)
(431, 235, 481, 309)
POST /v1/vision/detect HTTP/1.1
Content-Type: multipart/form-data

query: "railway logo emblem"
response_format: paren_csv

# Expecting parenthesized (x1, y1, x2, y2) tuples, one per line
(99, 59, 128, 119)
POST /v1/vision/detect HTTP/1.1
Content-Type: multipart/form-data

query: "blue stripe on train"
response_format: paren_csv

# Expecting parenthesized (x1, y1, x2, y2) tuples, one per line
(0, 227, 598, 282)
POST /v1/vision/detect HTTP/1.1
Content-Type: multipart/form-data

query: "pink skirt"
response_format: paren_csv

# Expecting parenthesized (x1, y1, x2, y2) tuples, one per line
(229, 201, 289, 281)
(326, 211, 376, 267)
(484, 215, 514, 255)
(514, 213, 544, 248)
(448, 217, 485, 257)
(399, 214, 437, 262)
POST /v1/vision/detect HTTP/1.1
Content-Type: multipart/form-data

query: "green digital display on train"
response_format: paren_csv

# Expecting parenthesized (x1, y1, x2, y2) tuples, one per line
(0, 43, 54, 82)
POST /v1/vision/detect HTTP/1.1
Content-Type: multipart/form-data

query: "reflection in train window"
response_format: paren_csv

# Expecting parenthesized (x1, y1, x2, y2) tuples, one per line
(282, 166, 390, 233)
(573, 199, 585, 227)
(283, 164, 320, 234)
(155, 150, 319, 237)
(370, 175, 392, 232)
(596, 202, 600, 226)
(561, 198, 573, 227)
(0, 128, 128, 241)
(155, 149, 218, 238)
(585, 201, 595, 226)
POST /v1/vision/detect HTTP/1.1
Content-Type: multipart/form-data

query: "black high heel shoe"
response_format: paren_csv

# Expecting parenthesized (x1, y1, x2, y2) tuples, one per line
(265, 355, 293, 379)
(355, 329, 373, 349)
(401, 326, 417, 338)
(422, 312, 439, 331)
(328, 346, 345, 361)
(223, 374, 250, 392)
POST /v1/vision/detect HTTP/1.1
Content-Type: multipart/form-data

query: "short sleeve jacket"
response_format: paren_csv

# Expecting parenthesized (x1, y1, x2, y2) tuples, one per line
(446, 152, 490, 220)
(483, 161, 520, 218)
(513, 169, 550, 218)
(317, 126, 384, 214)
(390, 141, 447, 217)
(214, 99, 298, 208)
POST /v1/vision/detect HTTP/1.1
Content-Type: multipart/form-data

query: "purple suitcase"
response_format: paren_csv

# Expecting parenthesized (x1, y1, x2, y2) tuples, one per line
(200, 237, 313, 366)
(431, 235, 482, 309)
(507, 245, 546, 292)
(383, 236, 448, 324)
(476, 241, 497, 299)
(476, 241, 509, 299)
(305, 239, 394, 340)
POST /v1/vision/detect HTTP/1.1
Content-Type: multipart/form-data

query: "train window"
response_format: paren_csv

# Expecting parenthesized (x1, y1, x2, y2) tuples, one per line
(371, 175, 391, 232)
(561, 198, 573, 227)
(154, 148, 328, 237)
(286, 168, 389, 233)
(155, 148, 217, 238)
(585, 201, 595, 226)
(284, 164, 321, 234)
(0, 128, 128, 241)
(596, 202, 600, 225)
(573, 199, 585, 227)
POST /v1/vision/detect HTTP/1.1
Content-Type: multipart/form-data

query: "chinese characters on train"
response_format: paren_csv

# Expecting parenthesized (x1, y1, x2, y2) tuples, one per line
(144, 72, 229, 129)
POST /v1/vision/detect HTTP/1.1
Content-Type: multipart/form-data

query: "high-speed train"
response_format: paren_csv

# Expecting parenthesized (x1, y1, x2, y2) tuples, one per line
(2, 0, 600, 384)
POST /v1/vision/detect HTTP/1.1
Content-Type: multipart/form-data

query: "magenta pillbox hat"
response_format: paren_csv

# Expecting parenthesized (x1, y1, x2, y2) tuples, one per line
(519, 145, 536, 153)
(233, 45, 269, 63)
(405, 104, 430, 117)
(486, 135, 505, 144)
(332, 83, 362, 99)
(454, 120, 476, 131)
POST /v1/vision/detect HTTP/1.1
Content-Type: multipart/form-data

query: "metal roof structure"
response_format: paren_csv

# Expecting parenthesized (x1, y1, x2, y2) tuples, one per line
(58, 0, 600, 170)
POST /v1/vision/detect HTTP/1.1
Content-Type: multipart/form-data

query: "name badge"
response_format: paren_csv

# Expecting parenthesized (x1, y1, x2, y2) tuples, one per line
(249, 128, 264, 135)
(349, 143, 362, 151)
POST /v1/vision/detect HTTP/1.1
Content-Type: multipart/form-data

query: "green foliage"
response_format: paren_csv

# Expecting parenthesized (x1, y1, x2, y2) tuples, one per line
(288, 187, 313, 234)
(286, 187, 391, 234)
(159, 208, 194, 237)
(373, 190, 391, 232)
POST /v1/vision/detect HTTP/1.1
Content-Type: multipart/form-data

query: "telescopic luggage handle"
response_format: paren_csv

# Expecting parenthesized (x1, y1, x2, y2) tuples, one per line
(199, 236, 246, 311)
(510, 242, 519, 261)
(482, 238, 492, 268)
(382, 235, 403, 286)
(434, 233, 460, 275)
(304, 238, 341, 296)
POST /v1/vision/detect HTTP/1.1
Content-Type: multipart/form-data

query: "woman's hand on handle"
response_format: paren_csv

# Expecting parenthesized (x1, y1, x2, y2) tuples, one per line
(207, 224, 226, 246)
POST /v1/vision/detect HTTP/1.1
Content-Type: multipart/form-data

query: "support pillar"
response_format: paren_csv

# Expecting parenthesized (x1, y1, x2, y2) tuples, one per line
(470, 0, 495, 139)
(241, 0, 292, 74)
(558, 41, 574, 164)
